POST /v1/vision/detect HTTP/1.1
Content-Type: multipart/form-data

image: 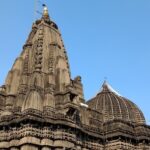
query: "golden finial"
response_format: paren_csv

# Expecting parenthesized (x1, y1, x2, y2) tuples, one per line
(42, 4, 50, 20)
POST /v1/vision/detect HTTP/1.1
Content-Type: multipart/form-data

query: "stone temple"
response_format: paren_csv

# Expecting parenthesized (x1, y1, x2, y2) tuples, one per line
(0, 5, 150, 150)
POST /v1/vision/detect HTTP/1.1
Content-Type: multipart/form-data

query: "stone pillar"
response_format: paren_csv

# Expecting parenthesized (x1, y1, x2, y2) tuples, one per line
(21, 145, 39, 150)
(11, 148, 19, 150)
(41, 147, 51, 150)
(76, 145, 82, 150)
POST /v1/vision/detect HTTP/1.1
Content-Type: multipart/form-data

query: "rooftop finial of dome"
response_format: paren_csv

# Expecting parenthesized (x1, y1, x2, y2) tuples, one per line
(42, 4, 50, 20)
(102, 80, 109, 91)
(101, 81, 121, 96)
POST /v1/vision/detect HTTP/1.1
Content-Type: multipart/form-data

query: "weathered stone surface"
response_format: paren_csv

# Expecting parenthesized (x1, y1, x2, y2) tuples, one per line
(20, 145, 38, 150)
(41, 139, 53, 146)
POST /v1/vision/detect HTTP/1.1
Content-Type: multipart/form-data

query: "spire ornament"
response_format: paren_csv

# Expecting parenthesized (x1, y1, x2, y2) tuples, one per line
(42, 4, 50, 20)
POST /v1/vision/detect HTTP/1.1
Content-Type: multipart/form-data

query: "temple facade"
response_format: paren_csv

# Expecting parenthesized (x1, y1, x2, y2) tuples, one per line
(0, 6, 150, 150)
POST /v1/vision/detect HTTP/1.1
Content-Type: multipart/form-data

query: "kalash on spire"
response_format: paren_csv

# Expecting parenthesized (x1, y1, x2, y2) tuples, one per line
(0, 4, 149, 150)
(42, 4, 50, 20)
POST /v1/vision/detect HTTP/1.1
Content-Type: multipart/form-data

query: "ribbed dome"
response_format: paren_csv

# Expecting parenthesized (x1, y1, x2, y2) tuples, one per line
(87, 82, 145, 124)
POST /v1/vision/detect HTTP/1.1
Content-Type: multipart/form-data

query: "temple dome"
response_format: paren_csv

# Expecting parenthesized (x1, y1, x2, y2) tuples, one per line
(87, 82, 145, 124)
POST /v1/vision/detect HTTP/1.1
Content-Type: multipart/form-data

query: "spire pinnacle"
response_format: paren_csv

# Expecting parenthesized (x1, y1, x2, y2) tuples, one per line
(42, 4, 50, 20)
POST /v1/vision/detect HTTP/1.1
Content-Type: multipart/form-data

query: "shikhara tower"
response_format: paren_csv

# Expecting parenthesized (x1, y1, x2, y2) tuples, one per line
(0, 6, 150, 150)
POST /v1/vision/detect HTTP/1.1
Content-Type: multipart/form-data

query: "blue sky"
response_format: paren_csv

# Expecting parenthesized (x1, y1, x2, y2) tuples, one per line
(0, 0, 150, 124)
